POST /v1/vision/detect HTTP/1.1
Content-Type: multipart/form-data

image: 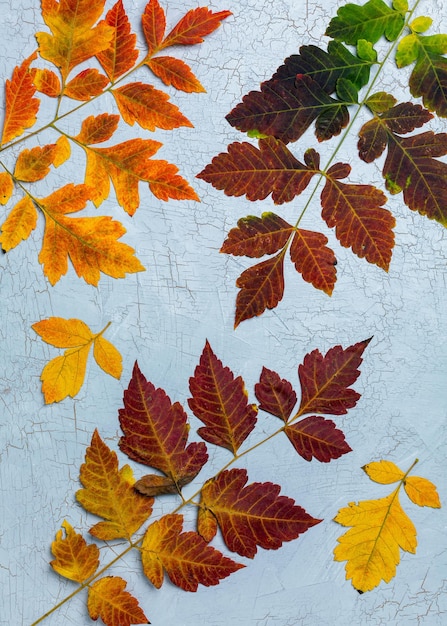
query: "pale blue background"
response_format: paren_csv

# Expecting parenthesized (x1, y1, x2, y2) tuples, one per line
(0, 1, 446, 624)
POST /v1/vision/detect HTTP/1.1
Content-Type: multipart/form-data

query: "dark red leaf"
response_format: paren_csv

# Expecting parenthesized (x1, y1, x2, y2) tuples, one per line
(290, 229, 337, 295)
(255, 367, 297, 422)
(285, 415, 352, 462)
(221, 213, 294, 258)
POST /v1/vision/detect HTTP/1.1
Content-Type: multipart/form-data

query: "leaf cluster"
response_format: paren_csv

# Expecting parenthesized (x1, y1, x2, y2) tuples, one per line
(198, 0, 447, 326)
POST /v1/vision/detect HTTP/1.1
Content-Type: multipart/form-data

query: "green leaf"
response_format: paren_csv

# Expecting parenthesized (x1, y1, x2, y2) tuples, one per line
(392, 0, 408, 12)
(325, 0, 405, 45)
(365, 92, 397, 113)
(336, 78, 358, 103)
(410, 17, 433, 34)
(396, 34, 420, 68)
(357, 39, 377, 62)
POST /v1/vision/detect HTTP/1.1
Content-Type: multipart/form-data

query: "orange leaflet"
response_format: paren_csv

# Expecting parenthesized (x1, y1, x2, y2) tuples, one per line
(0, 196, 38, 251)
(36, 183, 144, 284)
(161, 7, 232, 48)
(87, 577, 149, 626)
(36, 0, 113, 80)
(119, 362, 208, 493)
(14, 144, 59, 182)
(146, 56, 205, 93)
(33, 68, 61, 97)
(64, 68, 109, 101)
(32, 317, 122, 403)
(51, 520, 99, 583)
(142, 0, 166, 55)
(199, 469, 321, 557)
(188, 340, 258, 453)
(141, 513, 244, 591)
(75, 113, 120, 145)
(96, 0, 139, 82)
(1, 52, 40, 145)
(76, 430, 154, 541)
(0, 172, 14, 205)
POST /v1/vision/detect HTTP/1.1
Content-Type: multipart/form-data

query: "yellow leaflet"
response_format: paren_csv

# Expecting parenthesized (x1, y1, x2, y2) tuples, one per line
(0, 196, 37, 251)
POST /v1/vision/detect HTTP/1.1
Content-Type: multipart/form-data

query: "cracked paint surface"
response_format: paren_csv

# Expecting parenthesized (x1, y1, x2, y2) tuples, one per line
(0, 0, 446, 624)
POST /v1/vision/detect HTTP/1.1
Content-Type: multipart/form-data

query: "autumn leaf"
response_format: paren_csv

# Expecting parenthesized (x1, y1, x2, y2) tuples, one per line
(290, 228, 337, 295)
(74, 113, 120, 145)
(0, 172, 14, 205)
(0, 196, 38, 251)
(1, 52, 40, 145)
(325, 0, 405, 44)
(64, 68, 109, 101)
(36, 0, 114, 80)
(33, 68, 61, 97)
(96, 0, 139, 82)
(36, 183, 144, 284)
(50, 520, 99, 583)
(254, 367, 297, 422)
(221, 213, 294, 258)
(334, 459, 441, 592)
(161, 7, 232, 48)
(284, 415, 352, 462)
(14, 144, 60, 182)
(146, 56, 205, 93)
(200, 468, 321, 558)
(142, 0, 166, 56)
(119, 362, 208, 493)
(76, 430, 153, 540)
(32, 317, 122, 403)
(321, 162, 395, 271)
(188, 340, 258, 453)
(142, 513, 243, 591)
(359, 102, 447, 225)
(87, 577, 149, 626)
(297, 338, 371, 417)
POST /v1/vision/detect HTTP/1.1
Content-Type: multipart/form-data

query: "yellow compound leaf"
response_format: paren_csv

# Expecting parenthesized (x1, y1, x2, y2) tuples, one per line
(404, 476, 441, 508)
(50, 520, 99, 583)
(87, 576, 149, 626)
(0, 172, 14, 205)
(14, 144, 58, 182)
(0, 196, 38, 251)
(76, 429, 153, 540)
(32, 317, 123, 403)
(362, 460, 405, 484)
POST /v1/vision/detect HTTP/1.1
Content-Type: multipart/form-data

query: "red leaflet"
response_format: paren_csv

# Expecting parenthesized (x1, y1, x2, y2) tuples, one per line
(96, 0, 139, 82)
(119, 362, 208, 492)
(188, 341, 258, 453)
(142, 0, 166, 55)
(290, 229, 337, 295)
(321, 163, 395, 271)
(200, 469, 321, 557)
(254, 367, 297, 422)
(64, 69, 109, 101)
(235, 250, 286, 328)
(221, 213, 294, 257)
(297, 338, 372, 417)
(1, 53, 40, 145)
(162, 8, 232, 48)
(142, 513, 243, 591)
(285, 415, 352, 462)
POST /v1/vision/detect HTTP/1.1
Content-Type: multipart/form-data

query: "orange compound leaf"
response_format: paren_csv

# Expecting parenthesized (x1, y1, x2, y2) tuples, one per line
(200, 468, 322, 558)
(87, 576, 149, 626)
(64, 68, 109, 101)
(113, 82, 193, 132)
(142, 0, 166, 56)
(32, 316, 122, 403)
(96, 0, 139, 82)
(197, 139, 319, 204)
(0, 196, 38, 252)
(254, 367, 297, 422)
(197, 506, 218, 543)
(37, 183, 144, 285)
(75, 113, 120, 145)
(290, 228, 337, 295)
(36, 0, 113, 80)
(161, 8, 232, 48)
(146, 56, 205, 93)
(234, 250, 286, 328)
(50, 520, 99, 583)
(188, 340, 258, 454)
(0, 172, 14, 205)
(33, 68, 61, 97)
(297, 338, 371, 418)
(14, 144, 59, 182)
(1, 52, 40, 145)
(284, 415, 352, 463)
(321, 163, 395, 271)
(118, 362, 208, 491)
(76, 430, 153, 541)
(141, 513, 244, 591)
(221, 213, 294, 258)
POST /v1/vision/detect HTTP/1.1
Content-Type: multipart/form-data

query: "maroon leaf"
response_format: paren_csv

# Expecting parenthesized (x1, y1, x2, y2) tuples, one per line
(221, 213, 294, 258)
(188, 341, 258, 454)
(290, 229, 337, 295)
(285, 415, 352, 462)
(255, 367, 297, 421)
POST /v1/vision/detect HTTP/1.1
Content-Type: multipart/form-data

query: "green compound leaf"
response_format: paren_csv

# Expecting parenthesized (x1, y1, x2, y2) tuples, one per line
(325, 0, 405, 45)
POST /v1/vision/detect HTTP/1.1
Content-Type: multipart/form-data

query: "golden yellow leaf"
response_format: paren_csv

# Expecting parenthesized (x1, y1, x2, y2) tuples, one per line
(0, 172, 14, 205)
(32, 316, 92, 348)
(362, 460, 405, 484)
(51, 520, 99, 583)
(40, 344, 91, 403)
(76, 429, 153, 541)
(54, 136, 71, 167)
(93, 335, 123, 379)
(404, 476, 441, 508)
(0, 196, 37, 251)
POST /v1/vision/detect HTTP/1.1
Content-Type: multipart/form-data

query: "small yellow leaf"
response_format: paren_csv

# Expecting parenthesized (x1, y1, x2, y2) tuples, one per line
(0, 172, 14, 205)
(54, 136, 71, 167)
(40, 344, 91, 403)
(362, 460, 405, 484)
(32, 317, 93, 348)
(404, 476, 441, 508)
(0, 196, 37, 251)
(93, 335, 123, 379)
(51, 520, 99, 583)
